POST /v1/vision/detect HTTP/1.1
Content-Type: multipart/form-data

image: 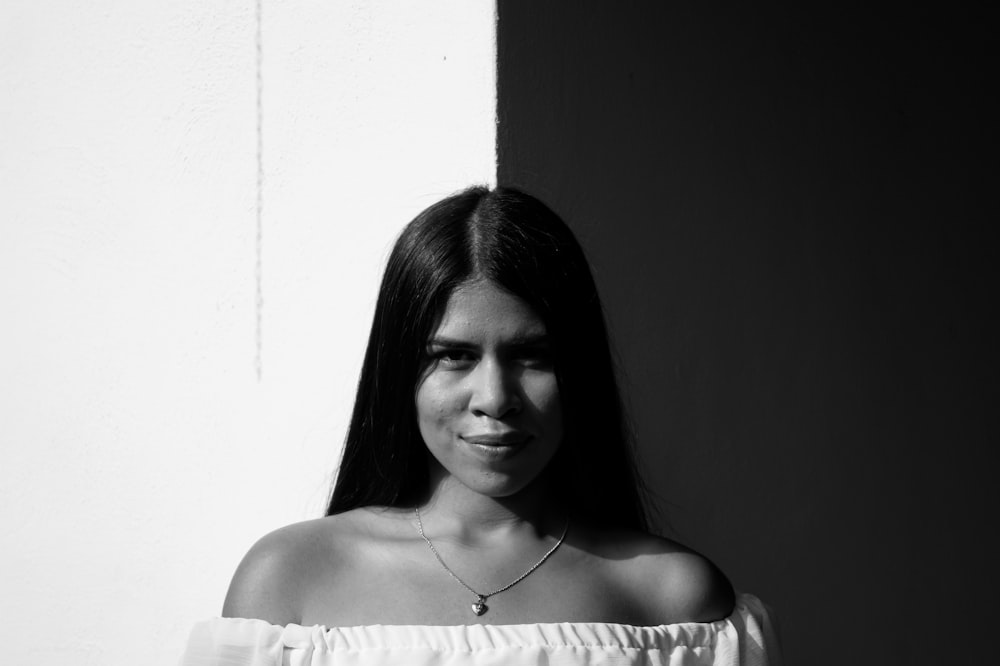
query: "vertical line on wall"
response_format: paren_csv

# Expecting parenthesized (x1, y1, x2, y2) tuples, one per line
(491, 0, 499, 185)
(255, 0, 264, 381)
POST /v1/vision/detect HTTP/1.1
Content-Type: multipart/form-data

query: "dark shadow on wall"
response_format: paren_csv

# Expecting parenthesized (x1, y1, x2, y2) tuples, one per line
(497, 2, 996, 664)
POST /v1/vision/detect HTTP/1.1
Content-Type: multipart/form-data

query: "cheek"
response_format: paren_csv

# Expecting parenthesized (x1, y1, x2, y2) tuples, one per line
(416, 377, 463, 432)
(525, 375, 563, 432)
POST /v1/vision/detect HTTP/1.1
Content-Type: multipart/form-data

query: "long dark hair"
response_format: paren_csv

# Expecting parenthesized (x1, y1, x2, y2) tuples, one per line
(326, 186, 649, 530)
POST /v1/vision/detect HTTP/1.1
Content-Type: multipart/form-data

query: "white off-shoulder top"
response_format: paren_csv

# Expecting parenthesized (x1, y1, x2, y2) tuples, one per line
(178, 593, 780, 665)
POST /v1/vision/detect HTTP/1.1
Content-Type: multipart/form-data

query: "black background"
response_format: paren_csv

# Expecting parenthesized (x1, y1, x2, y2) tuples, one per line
(498, 2, 996, 663)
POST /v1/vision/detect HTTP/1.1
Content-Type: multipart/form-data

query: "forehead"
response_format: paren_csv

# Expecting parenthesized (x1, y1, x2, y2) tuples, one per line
(433, 281, 546, 341)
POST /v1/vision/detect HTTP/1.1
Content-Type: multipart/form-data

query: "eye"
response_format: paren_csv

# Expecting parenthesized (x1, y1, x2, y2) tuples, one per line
(513, 346, 553, 369)
(430, 348, 477, 369)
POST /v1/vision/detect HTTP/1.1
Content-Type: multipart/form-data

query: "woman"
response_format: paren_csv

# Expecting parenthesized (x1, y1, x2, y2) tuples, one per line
(180, 187, 781, 664)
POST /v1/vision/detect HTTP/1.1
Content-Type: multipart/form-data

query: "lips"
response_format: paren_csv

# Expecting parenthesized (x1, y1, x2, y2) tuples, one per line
(461, 432, 530, 446)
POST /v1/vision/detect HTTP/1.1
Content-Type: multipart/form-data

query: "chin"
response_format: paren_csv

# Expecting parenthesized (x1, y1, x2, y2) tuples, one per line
(461, 470, 546, 499)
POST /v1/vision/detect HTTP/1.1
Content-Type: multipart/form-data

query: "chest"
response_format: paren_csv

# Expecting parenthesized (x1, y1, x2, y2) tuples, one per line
(297, 541, 663, 627)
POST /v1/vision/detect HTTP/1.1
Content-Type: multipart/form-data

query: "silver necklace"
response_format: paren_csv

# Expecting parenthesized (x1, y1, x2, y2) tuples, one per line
(414, 507, 569, 616)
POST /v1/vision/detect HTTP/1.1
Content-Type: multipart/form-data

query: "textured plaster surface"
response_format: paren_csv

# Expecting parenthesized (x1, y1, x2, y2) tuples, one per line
(0, 1, 496, 663)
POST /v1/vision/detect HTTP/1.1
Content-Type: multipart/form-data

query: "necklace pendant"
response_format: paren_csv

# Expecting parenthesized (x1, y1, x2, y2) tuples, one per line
(472, 596, 488, 616)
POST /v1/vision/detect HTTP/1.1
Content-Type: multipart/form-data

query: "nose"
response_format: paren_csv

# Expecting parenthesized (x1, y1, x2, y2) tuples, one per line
(468, 359, 521, 419)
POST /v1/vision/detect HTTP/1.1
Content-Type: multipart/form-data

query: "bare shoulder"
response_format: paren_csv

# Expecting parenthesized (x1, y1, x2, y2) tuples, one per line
(578, 526, 736, 624)
(652, 539, 735, 623)
(222, 509, 382, 625)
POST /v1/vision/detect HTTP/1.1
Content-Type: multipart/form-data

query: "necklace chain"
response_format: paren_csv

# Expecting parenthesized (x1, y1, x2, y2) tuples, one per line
(414, 507, 569, 614)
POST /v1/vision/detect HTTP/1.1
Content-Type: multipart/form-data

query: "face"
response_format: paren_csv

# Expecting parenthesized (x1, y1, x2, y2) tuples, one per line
(415, 280, 563, 499)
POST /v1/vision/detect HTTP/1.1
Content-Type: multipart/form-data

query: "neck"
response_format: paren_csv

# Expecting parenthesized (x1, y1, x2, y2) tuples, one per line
(416, 472, 562, 546)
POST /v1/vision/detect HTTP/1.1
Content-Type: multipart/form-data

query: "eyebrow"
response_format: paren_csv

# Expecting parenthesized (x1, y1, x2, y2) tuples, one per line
(427, 333, 550, 348)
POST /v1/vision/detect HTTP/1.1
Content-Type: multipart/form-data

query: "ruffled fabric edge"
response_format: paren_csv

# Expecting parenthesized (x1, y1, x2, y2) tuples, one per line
(179, 593, 780, 664)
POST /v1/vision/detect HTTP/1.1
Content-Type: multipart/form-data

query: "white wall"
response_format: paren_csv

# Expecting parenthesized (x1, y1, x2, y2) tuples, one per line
(0, 1, 496, 663)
